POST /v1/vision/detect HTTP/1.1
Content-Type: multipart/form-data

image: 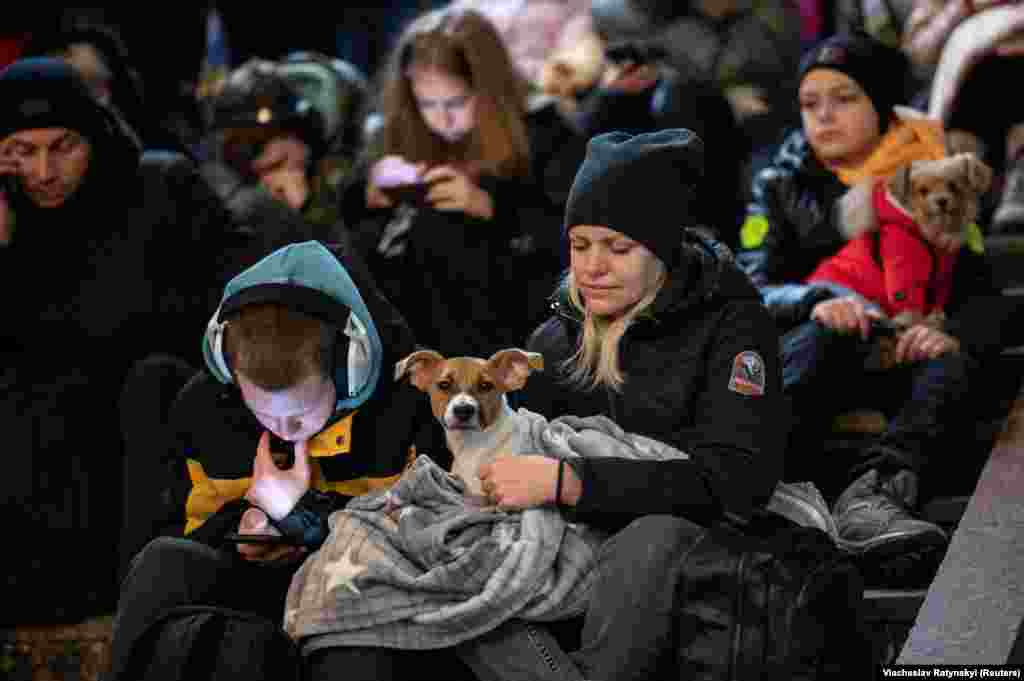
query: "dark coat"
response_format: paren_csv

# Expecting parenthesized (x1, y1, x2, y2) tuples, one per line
(0, 111, 290, 624)
(343, 97, 588, 356)
(518, 231, 789, 535)
(738, 128, 852, 290)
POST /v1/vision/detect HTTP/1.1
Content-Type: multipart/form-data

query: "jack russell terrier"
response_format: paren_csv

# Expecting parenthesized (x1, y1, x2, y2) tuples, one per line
(394, 348, 544, 497)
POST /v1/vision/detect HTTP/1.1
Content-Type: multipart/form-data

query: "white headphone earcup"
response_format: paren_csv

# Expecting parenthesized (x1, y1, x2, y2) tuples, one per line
(203, 308, 234, 384)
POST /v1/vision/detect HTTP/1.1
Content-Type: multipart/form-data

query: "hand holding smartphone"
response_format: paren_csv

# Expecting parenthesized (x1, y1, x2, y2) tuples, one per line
(371, 156, 437, 207)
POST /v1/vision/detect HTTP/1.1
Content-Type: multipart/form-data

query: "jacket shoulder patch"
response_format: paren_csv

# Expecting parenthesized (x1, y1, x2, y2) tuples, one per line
(728, 350, 766, 397)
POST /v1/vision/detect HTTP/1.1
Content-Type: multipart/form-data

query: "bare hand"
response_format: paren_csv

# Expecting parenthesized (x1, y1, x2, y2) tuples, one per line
(811, 296, 883, 340)
(259, 166, 310, 210)
(367, 155, 427, 209)
(478, 456, 580, 510)
(894, 324, 961, 364)
(234, 507, 308, 562)
(244, 431, 312, 521)
(251, 136, 309, 175)
(422, 165, 493, 219)
(601, 63, 660, 93)
(252, 137, 311, 210)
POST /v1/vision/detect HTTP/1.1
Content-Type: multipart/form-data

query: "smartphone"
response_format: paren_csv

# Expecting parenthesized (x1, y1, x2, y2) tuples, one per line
(223, 532, 304, 547)
(604, 42, 669, 65)
(869, 317, 899, 338)
(378, 181, 434, 207)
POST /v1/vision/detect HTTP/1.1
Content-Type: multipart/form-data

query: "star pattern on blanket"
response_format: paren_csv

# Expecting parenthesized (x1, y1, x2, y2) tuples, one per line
(326, 545, 367, 596)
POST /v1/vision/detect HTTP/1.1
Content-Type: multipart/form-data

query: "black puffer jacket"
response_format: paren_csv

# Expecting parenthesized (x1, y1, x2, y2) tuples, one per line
(519, 231, 789, 535)
(736, 127, 869, 330)
(738, 128, 852, 287)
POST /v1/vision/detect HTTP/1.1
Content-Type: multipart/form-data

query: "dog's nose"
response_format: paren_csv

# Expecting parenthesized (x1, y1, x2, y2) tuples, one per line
(936, 196, 950, 211)
(453, 404, 476, 421)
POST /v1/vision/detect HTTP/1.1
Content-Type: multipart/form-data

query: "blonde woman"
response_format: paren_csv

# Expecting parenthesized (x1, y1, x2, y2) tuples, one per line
(478, 129, 790, 680)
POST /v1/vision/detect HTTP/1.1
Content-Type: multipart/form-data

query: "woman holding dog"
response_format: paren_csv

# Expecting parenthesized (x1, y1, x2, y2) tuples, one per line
(341, 6, 587, 358)
(739, 33, 1019, 578)
(475, 128, 791, 681)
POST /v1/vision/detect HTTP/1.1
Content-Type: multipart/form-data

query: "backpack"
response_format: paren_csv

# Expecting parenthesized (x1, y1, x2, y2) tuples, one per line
(107, 605, 300, 681)
(675, 512, 872, 680)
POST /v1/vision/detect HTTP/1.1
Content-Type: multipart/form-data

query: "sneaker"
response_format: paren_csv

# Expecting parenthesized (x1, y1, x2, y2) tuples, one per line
(993, 156, 1024, 234)
(833, 469, 948, 558)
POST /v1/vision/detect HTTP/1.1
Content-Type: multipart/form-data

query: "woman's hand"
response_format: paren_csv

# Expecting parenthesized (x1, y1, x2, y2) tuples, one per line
(244, 432, 311, 521)
(422, 165, 494, 219)
(811, 296, 883, 340)
(234, 506, 308, 562)
(366, 155, 427, 209)
(894, 325, 961, 364)
(478, 456, 582, 510)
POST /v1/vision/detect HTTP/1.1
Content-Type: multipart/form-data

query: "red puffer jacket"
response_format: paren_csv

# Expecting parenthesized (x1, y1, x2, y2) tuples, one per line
(805, 182, 959, 318)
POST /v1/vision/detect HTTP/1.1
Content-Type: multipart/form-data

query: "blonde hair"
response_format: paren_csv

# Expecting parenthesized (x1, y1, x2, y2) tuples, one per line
(375, 7, 532, 178)
(561, 262, 667, 392)
(223, 303, 334, 392)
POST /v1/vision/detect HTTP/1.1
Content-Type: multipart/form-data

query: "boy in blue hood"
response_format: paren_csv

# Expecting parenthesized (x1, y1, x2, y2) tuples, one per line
(107, 240, 476, 680)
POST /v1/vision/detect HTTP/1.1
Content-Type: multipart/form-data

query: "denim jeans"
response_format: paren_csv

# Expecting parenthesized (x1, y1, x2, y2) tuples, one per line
(783, 320, 977, 484)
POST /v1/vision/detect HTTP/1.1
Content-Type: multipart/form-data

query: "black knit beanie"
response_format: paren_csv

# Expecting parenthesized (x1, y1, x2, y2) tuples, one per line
(564, 128, 704, 269)
(0, 58, 114, 143)
(798, 33, 909, 132)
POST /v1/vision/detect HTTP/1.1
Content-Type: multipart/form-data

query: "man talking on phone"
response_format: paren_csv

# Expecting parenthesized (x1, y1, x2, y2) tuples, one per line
(0, 56, 264, 627)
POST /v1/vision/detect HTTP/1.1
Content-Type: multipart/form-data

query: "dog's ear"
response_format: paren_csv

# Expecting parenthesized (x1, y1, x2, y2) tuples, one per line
(394, 350, 446, 391)
(957, 152, 993, 194)
(887, 162, 915, 208)
(487, 348, 545, 392)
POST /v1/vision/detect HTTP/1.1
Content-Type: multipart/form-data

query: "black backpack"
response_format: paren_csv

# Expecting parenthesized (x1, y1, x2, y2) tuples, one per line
(675, 513, 872, 680)
(107, 605, 300, 681)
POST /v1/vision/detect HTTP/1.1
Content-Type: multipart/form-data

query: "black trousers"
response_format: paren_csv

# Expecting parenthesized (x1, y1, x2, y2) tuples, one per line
(782, 321, 976, 495)
(116, 353, 196, 584)
(107, 537, 475, 681)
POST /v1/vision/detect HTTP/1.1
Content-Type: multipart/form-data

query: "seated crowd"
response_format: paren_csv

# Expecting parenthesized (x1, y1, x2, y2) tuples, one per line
(4, 2, 1024, 679)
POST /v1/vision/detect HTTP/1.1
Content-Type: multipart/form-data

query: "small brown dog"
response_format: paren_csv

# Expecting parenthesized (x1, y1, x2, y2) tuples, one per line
(394, 348, 544, 497)
(886, 152, 993, 252)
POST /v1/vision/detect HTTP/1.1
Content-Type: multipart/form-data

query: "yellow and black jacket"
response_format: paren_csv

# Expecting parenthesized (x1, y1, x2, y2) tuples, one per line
(166, 241, 447, 548)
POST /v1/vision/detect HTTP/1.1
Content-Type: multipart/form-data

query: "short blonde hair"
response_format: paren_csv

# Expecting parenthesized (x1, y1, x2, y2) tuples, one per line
(561, 262, 667, 392)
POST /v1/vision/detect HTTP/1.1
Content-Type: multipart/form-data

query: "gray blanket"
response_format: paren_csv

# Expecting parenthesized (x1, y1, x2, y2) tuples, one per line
(284, 409, 835, 652)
